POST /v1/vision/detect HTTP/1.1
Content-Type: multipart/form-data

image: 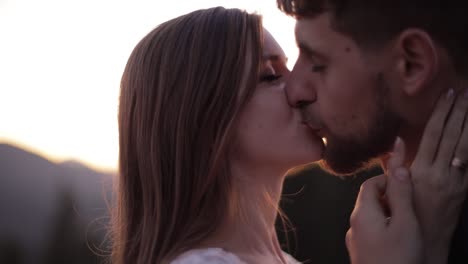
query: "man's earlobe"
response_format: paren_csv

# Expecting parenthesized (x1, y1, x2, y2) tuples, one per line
(394, 29, 439, 96)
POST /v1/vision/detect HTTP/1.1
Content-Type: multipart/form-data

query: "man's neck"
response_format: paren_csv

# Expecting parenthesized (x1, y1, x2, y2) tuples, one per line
(382, 76, 468, 171)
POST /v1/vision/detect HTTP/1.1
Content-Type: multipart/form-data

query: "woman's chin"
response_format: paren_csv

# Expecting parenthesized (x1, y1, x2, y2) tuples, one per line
(284, 162, 317, 176)
(282, 154, 322, 174)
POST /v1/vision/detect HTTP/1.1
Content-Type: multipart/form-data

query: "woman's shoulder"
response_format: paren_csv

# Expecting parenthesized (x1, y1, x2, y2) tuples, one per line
(170, 248, 301, 264)
(170, 248, 247, 264)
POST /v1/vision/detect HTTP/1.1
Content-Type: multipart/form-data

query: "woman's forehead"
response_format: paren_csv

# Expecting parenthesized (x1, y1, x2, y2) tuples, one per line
(262, 28, 287, 62)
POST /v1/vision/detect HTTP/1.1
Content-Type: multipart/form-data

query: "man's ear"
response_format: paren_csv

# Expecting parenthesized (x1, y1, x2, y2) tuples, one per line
(393, 29, 439, 96)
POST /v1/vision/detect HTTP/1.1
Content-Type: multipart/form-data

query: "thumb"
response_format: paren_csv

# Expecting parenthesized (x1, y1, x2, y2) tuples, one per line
(387, 137, 406, 175)
(386, 167, 416, 224)
(352, 175, 388, 229)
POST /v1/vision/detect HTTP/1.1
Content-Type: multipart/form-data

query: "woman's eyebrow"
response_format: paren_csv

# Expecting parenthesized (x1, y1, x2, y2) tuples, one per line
(262, 54, 288, 63)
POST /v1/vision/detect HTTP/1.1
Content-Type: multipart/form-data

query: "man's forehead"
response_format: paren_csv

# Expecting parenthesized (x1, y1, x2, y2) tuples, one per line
(295, 13, 333, 43)
(294, 13, 357, 57)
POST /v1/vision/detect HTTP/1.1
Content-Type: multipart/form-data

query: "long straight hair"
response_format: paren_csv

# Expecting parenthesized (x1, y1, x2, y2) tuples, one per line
(113, 7, 263, 264)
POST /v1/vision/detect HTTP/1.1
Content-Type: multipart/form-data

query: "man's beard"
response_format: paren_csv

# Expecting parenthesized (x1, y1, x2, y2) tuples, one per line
(320, 75, 401, 176)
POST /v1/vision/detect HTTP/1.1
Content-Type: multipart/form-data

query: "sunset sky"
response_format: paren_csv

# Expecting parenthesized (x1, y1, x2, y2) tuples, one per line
(0, 0, 298, 172)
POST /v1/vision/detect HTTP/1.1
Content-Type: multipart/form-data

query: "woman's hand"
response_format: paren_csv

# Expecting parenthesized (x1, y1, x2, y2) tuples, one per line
(346, 88, 468, 264)
(410, 88, 468, 264)
(346, 139, 422, 264)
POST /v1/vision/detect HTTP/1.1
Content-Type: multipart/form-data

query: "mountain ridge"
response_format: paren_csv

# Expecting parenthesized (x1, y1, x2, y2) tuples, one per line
(0, 143, 113, 264)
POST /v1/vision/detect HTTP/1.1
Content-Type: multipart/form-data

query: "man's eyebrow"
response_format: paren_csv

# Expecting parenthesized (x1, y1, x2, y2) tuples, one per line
(297, 41, 326, 60)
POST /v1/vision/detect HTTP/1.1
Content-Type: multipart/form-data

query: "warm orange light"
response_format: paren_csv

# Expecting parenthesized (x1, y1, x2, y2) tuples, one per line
(0, 0, 297, 171)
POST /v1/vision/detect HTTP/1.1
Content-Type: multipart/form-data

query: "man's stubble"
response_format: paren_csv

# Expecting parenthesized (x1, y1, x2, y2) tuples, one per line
(320, 73, 402, 176)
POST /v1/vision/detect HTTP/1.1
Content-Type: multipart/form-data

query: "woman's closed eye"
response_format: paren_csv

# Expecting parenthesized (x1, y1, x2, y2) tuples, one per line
(311, 64, 327, 72)
(260, 74, 282, 83)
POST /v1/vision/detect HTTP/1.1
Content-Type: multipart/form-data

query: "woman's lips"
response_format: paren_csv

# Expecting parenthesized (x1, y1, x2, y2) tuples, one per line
(301, 123, 326, 145)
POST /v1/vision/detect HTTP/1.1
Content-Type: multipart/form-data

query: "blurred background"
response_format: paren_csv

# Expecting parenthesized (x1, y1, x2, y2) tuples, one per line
(0, 1, 380, 263)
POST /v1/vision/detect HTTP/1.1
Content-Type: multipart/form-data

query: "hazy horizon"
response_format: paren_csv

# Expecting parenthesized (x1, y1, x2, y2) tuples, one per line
(0, 139, 117, 173)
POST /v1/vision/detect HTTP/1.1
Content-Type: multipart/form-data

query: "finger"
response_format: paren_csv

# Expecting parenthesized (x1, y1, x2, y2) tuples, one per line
(452, 102, 468, 186)
(386, 137, 406, 175)
(352, 175, 388, 229)
(385, 167, 417, 225)
(435, 89, 468, 168)
(345, 229, 353, 251)
(414, 89, 455, 166)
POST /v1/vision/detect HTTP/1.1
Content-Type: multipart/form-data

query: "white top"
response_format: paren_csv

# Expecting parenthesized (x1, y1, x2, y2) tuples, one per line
(171, 248, 301, 264)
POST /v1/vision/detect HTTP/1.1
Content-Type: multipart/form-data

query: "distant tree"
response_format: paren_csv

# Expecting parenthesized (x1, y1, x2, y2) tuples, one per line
(0, 238, 24, 264)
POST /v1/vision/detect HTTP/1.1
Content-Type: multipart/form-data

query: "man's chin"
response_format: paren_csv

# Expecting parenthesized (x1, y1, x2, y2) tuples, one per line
(318, 139, 386, 176)
(319, 157, 378, 176)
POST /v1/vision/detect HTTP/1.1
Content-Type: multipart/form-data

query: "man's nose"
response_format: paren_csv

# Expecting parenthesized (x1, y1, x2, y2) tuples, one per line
(285, 66, 316, 109)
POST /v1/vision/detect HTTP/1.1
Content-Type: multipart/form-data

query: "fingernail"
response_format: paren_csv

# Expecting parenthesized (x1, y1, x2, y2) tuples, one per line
(447, 88, 454, 99)
(393, 137, 402, 151)
(394, 168, 409, 181)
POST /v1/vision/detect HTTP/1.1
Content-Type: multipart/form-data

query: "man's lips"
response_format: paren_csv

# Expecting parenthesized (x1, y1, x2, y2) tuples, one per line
(302, 122, 326, 138)
(312, 129, 326, 139)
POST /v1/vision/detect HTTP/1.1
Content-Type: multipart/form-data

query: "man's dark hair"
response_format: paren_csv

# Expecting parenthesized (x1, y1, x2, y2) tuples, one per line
(278, 0, 468, 75)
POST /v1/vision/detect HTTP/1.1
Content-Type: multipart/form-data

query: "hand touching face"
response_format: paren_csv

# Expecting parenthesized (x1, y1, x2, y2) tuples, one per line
(347, 89, 468, 264)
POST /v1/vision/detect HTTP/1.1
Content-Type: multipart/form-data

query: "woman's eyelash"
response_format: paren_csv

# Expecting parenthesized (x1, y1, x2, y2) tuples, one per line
(260, 74, 281, 82)
(312, 65, 326, 72)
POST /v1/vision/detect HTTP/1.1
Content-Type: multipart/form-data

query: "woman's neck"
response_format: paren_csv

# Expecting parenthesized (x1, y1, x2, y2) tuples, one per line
(201, 162, 290, 264)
